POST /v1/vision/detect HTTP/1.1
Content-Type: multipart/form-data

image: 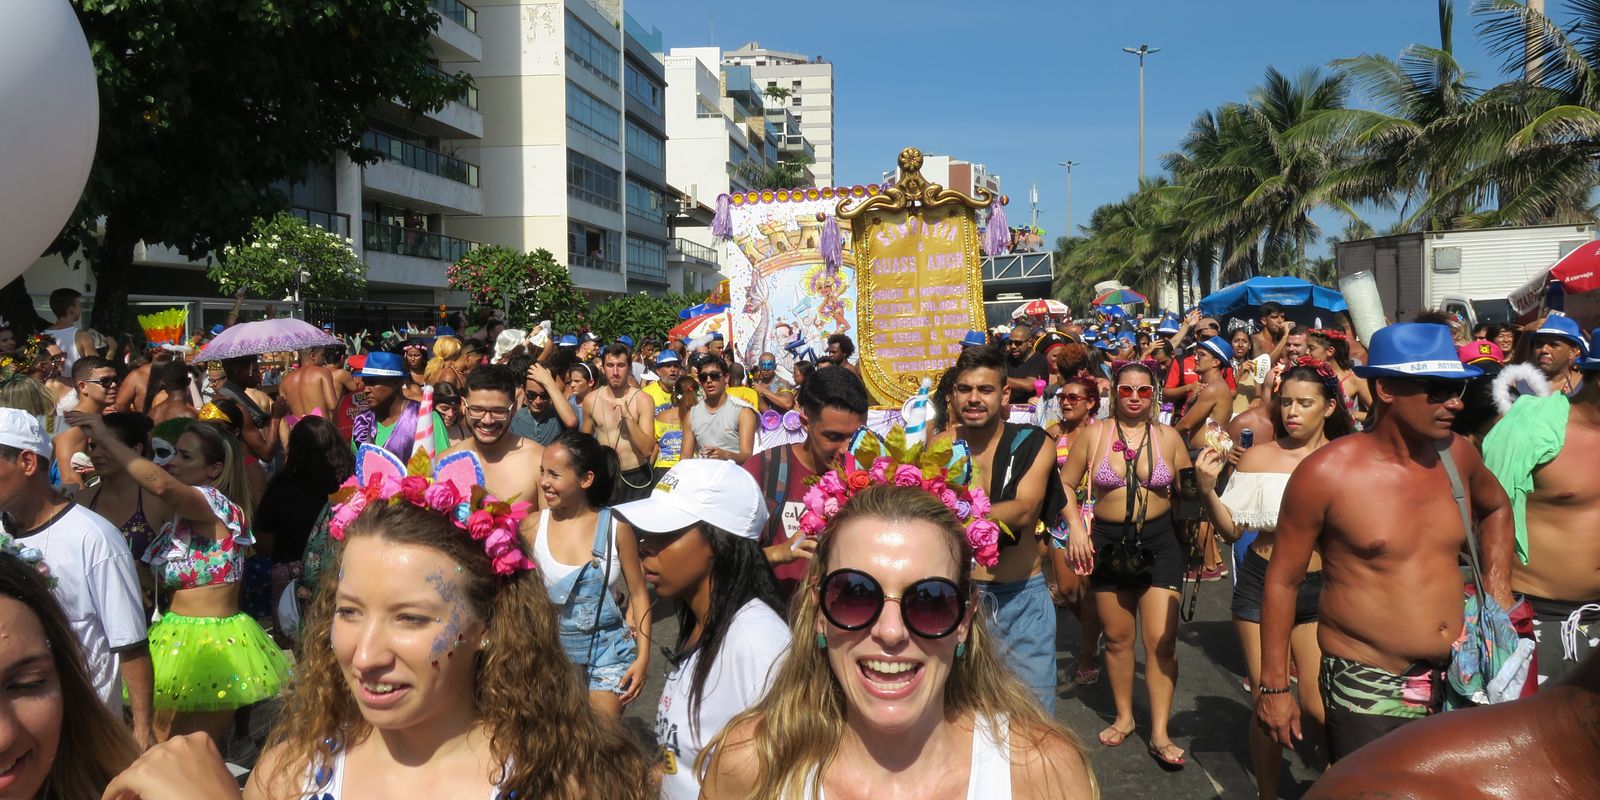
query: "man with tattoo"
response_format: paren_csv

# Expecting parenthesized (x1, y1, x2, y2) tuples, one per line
(1305, 651, 1600, 799)
(1259, 324, 1515, 762)
(440, 365, 544, 511)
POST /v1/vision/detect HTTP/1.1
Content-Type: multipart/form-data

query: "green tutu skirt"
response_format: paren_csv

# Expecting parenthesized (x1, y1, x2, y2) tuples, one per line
(148, 611, 290, 711)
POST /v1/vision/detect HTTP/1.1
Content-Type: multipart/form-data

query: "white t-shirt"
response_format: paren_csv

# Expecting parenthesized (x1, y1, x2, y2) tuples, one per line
(3, 503, 148, 709)
(43, 325, 81, 371)
(657, 599, 790, 800)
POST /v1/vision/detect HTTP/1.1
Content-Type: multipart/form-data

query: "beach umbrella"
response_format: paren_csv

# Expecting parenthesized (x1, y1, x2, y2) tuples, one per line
(668, 313, 725, 341)
(678, 302, 729, 320)
(193, 318, 338, 362)
(1093, 288, 1147, 306)
(1010, 298, 1070, 319)
(1199, 276, 1347, 327)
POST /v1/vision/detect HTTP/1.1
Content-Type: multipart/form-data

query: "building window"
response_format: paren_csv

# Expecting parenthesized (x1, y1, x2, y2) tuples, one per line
(792, 80, 802, 90)
(567, 150, 620, 211)
(566, 81, 620, 146)
(626, 121, 665, 169)
(569, 221, 621, 272)
(565, 11, 619, 87)
(794, 115, 803, 125)
(792, 96, 802, 106)
(625, 62, 664, 116)
(626, 179, 665, 223)
(767, 81, 777, 88)
(627, 235, 668, 282)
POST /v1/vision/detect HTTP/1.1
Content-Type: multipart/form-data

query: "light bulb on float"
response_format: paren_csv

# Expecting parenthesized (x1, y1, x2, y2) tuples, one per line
(0, 0, 100, 286)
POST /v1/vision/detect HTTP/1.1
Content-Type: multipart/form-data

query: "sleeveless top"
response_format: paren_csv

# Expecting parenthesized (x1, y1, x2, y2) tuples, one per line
(800, 715, 1012, 799)
(88, 486, 155, 563)
(1218, 471, 1291, 532)
(689, 395, 751, 454)
(143, 485, 253, 590)
(303, 751, 504, 800)
(532, 509, 623, 591)
(654, 416, 683, 469)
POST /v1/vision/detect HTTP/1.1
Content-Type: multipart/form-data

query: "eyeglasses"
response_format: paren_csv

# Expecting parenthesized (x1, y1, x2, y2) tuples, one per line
(698, 371, 724, 382)
(1116, 384, 1156, 399)
(464, 405, 513, 420)
(819, 569, 965, 639)
(1416, 379, 1468, 404)
(81, 376, 120, 388)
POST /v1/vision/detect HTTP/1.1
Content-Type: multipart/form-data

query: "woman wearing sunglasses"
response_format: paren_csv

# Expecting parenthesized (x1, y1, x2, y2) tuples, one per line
(1195, 360, 1353, 799)
(1058, 360, 1192, 768)
(1046, 373, 1104, 686)
(613, 459, 787, 800)
(700, 484, 1096, 799)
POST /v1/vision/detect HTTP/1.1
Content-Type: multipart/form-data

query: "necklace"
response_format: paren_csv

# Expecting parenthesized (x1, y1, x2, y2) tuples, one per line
(1111, 421, 1147, 462)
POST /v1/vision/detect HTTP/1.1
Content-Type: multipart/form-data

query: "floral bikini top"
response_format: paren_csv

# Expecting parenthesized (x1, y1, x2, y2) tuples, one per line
(143, 485, 254, 590)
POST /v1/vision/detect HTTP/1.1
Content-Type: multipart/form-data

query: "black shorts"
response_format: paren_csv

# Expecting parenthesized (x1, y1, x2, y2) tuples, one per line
(612, 465, 656, 504)
(1090, 515, 1185, 593)
(1231, 548, 1321, 625)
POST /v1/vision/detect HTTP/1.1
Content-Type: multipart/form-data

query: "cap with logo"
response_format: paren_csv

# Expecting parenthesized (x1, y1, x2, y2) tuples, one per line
(1457, 339, 1505, 367)
(611, 459, 769, 540)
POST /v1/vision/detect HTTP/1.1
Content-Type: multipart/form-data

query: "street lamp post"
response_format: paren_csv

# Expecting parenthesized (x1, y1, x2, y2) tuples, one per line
(1121, 44, 1160, 182)
(1056, 160, 1080, 238)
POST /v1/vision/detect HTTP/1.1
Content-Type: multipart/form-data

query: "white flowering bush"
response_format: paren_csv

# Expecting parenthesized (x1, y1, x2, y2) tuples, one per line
(209, 212, 367, 300)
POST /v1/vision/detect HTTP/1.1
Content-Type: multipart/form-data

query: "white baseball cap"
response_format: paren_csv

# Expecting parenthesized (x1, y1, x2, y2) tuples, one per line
(0, 409, 50, 457)
(612, 459, 769, 540)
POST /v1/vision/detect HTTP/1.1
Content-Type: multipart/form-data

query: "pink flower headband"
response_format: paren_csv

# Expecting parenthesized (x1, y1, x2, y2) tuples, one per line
(328, 445, 535, 576)
(799, 427, 1003, 568)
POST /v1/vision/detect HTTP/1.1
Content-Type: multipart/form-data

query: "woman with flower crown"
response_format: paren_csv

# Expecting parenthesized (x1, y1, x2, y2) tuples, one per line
(102, 444, 653, 800)
(696, 431, 1096, 799)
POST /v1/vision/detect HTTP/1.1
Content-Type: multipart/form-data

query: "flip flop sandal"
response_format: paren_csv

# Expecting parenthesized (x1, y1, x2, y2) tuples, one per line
(1148, 743, 1186, 770)
(1075, 665, 1101, 685)
(1097, 724, 1134, 747)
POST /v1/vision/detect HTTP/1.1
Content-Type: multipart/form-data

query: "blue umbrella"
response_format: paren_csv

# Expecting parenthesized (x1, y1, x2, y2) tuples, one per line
(678, 302, 729, 320)
(1199, 276, 1347, 326)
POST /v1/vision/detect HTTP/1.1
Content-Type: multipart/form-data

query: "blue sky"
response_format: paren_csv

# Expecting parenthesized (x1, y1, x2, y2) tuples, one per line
(631, 0, 1524, 249)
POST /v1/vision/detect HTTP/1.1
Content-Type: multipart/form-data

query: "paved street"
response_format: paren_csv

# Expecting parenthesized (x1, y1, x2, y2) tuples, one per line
(620, 573, 1323, 799)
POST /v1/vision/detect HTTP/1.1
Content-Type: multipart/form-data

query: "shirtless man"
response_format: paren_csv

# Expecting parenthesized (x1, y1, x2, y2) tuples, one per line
(51, 356, 119, 491)
(1483, 327, 1600, 686)
(278, 347, 339, 418)
(582, 344, 656, 503)
(936, 344, 1059, 711)
(146, 362, 199, 424)
(1304, 650, 1600, 799)
(440, 365, 545, 511)
(1252, 301, 1294, 365)
(1259, 323, 1514, 762)
(114, 348, 173, 414)
(1174, 335, 1237, 448)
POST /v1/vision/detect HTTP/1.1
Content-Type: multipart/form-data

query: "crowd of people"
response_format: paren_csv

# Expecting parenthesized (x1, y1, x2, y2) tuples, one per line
(0, 283, 1594, 798)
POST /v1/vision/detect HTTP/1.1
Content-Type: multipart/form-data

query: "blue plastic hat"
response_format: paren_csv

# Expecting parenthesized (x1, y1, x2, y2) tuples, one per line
(1352, 323, 1482, 380)
(655, 350, 681, 366)
(1582, 328, 1600, 371)
(208, 323, 225, 336)
(618, 335, 635, 348)
(1535, 314, 1588, 350)
(1156, 312, 1181, 335)
(1197, 335, 1233, 363)
(960, 330, 988, 348)
(435, 326, 456, 337)
(558, 334, 579, 348)
(356, 351, 406, 378)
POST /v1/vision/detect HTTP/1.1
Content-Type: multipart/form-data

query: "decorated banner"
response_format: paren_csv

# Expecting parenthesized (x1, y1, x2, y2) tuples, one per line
(721, 188, 860, 382)
(839, 148, 992, 404)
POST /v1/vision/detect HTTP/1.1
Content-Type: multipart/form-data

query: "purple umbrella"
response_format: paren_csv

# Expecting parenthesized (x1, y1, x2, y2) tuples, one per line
(193, 318, 338, 362)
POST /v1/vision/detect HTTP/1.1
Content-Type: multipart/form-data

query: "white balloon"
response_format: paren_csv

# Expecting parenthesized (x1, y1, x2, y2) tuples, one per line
(0, 0, 99, 286)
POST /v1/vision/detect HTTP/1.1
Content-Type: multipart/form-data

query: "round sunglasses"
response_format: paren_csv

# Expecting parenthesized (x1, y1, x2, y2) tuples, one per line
(1116, 384, 1156, 399)
(819, 568, 965, 639)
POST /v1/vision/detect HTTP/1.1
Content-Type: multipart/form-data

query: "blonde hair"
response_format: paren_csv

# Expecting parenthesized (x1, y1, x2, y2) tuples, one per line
(698, 485, 1094, 799)
(181, 421, 253, 524)
(424, 336, 462, 383)
(0, 374, 54, 418)
(265, 502, 651, 799)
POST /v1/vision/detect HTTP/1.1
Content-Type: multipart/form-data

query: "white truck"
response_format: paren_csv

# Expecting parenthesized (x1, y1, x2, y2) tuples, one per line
(1334, 223, 1595, 329)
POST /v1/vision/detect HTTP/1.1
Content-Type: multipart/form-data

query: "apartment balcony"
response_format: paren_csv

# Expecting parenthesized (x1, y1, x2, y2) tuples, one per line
(288, 208, 352, 240)
(360, 130, 483, 216)
(669, 237, 719, 269)
(430, 0, 482, 62)
(362, 223, 479, 289)
(628, 262, 668, 288)
(779, 133, 816, 161)
(371, 65, 483, 140)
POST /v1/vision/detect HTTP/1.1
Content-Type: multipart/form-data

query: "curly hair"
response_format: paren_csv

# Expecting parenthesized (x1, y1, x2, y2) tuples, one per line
(423, 336, 463, 383)
(698, 485, 1092, 799)
(265, 502, 651, 799)
(1059, 370, 1102, 411)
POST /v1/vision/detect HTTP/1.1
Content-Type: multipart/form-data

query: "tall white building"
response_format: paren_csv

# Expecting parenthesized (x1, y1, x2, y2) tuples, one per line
(722, 42, 835, 186)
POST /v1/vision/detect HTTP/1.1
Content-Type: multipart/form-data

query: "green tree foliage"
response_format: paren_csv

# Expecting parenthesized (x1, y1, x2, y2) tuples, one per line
(448, 247, 589, 333)
(742, 155, 815, 190)
(46, 0, 470, 335)
(587, 291, 710, 345)
(208, 213, 365, 301)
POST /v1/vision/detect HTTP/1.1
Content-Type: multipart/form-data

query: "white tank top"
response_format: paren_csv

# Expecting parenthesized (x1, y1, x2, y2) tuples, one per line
(305, 751, 503, 799)
(802, 715, 1012, 799)
(532, 508, 623, 591)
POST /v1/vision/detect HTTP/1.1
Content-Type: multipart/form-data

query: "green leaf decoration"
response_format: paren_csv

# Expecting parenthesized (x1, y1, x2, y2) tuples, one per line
(925, 437, 954, 471)
(853, 432, 882, 466)
(885, 426, 907, 462)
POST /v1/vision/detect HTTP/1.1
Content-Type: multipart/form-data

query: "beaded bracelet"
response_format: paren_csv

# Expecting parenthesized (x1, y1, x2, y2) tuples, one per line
(1259, 685, 1293, 695)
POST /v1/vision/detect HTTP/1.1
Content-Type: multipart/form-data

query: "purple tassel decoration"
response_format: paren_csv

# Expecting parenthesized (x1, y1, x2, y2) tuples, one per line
(820, 213, 843, 272)
(983, 197, 1009, 256)
(712, 194, 732, 240)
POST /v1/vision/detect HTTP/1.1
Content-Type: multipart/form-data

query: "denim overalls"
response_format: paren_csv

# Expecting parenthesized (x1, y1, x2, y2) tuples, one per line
(546, 508, 637, 692)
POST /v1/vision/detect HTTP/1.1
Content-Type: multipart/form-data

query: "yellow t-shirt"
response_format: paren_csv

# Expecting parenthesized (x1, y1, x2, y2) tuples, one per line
(728, 386, 759, 409)
(654, 417, 684, 469)
(643, 381, 673, 415)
